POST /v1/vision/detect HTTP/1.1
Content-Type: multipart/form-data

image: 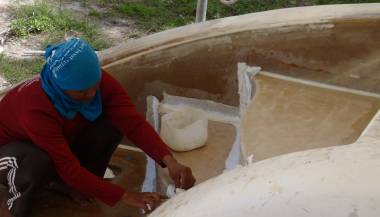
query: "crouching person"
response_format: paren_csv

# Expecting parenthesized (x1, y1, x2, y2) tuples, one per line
(0, 38, 195, 217)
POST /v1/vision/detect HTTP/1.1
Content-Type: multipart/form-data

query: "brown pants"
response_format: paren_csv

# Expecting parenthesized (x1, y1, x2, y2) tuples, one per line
(0, 115, 122, 217)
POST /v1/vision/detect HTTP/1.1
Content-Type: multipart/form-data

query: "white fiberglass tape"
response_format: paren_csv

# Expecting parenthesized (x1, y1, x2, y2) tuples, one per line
(141, 96, 160, 193)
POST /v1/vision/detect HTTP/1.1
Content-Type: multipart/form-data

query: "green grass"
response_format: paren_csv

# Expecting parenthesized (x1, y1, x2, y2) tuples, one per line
(102, 0, 380, 31)
(313, 0, 380, 4)
(0, 55, 45, 84)
(112, 0, 196, 31)
(4, 1, 113, 84)
(9, 2, 112, 50)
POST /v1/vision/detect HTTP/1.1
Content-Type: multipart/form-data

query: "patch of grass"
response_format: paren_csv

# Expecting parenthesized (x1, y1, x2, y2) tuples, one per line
(10, 3, 55, 37)
(79, 0, 90, 7)
(109, 0, 380, 31)
(313, 0, 380, 4)
(0, 55, 45, 84)
(111, 0, 296, 31)
(113, 0, 196, 31)
(4, 1, 113, 83)
(89, 9, 104, 17)
(88, 9, 117, 19)
(127, 32, 144, 39)
(9, 2, 112, 50)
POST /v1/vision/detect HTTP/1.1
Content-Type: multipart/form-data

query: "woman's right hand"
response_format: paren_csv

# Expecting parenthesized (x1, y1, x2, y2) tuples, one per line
(121, 191, 166, 214)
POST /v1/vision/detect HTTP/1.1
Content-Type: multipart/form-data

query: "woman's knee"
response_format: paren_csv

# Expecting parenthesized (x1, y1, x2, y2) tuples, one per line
(0, 142, 55, 187)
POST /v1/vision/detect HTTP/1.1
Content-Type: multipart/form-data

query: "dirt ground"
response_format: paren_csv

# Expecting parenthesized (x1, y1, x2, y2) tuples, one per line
(0, 0, 146, 89)
(0, 0, 143, 58)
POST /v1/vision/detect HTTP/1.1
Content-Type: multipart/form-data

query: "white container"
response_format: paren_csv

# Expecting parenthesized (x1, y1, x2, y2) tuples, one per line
(160, 108, 208, 152)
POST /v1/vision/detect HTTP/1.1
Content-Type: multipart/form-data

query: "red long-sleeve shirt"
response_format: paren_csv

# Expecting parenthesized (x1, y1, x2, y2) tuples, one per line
(0, 70, 171, 206)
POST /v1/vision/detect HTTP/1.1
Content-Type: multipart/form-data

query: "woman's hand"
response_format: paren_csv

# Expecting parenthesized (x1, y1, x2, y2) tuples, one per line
(121, 191, 166, 214)
(163, 155, 196, 189)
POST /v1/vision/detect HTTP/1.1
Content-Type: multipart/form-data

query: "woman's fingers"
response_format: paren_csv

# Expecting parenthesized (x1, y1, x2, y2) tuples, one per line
(148, 192, 161, 201)
(174, 173, 181, 188)
(122, 191, 166, 214)
(179, 168, 196, 189)
(166, 160, 196, 190)
(141, 192, 164, 213)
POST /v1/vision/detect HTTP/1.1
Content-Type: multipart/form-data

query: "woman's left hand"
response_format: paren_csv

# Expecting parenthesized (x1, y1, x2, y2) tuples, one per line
(163, 155, 196, 189)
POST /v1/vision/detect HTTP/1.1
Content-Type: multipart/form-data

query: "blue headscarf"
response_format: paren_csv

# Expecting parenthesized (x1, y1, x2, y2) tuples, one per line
(40, 38, 102, 121)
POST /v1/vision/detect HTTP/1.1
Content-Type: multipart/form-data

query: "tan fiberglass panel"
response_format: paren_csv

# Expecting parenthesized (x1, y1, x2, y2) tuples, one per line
(156, 120, 236, 193)
(241, 74, 380, 161)
(101, 6, 380, 113)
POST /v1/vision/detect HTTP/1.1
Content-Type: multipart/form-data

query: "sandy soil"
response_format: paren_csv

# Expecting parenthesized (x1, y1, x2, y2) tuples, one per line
(0, 0, 143, 58)
(0, 0, 145, 89)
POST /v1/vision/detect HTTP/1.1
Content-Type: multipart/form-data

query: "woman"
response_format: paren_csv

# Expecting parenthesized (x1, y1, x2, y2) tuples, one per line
(0, 38, 195, 217)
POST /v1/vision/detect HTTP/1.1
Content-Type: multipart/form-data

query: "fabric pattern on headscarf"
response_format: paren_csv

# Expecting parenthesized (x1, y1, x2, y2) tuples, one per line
(40, 38, 102, 121)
